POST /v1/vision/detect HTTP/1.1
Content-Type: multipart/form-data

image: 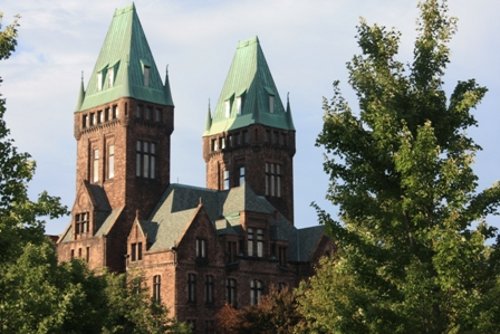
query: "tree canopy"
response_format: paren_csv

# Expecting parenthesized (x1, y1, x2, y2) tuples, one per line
(0, 12, 190, 334)
(299, 0, 500, 332)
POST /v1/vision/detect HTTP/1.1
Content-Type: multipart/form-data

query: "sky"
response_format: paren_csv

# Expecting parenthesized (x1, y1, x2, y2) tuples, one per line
(1, 0, 499, 236)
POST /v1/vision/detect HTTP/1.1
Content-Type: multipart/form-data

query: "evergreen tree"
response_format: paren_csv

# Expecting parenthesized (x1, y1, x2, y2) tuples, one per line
(298, 0, 500, 332)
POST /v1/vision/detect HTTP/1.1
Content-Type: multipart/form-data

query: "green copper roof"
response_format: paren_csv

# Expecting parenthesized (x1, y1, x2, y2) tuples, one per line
(204, 36, 294, 136)
(78, 4, 173, 111)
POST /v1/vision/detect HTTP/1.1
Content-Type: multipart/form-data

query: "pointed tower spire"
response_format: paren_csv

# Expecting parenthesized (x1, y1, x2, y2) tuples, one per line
(285, 92, 295, 129)
(76, 71, 86, 111)
(78, 4, 169, 111)
(206, 36, 294, 135)
(163, 65, 174, 106)
(205, 99, 213, 132)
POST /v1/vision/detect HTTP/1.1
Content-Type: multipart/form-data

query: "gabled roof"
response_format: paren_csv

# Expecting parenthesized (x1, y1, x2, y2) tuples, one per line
(139, 183, 326, 262)
(77, 4, 173, 111)
(204, 36, 294, 136)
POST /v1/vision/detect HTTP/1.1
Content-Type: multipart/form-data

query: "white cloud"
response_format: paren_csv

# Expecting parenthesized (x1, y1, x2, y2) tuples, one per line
(1, 0, 499, 235)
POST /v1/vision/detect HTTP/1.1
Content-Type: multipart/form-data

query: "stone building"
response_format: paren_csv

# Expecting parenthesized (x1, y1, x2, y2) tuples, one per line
(57, 4, 333, 333)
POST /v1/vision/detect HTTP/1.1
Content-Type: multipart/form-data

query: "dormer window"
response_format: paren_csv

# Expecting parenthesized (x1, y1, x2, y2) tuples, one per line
(224, 100, 231, 118)
(269, 95, 275, 113)
(107, 67, 114, 88)
(97, 71, 103, 91)
(143, 65, 151, 87)
(236, 96, 242, 115)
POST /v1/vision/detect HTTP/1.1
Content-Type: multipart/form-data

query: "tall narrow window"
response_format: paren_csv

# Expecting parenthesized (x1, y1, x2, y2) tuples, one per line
(188, 273, 197, 303)
(265, 163, 282, 197)
(154, 108, 161, 122)
(107, 144, 115, 179)
(89, 113, 95, 126)
(82, 114, 88, 129)
(205, 275, 214, 304)
(112, 105, 119, 119)
(236, 96, 242, 115)
(136, 141, 156, 179)
(247, 228, 254, 256)
(278, 246, 287, 266)
(108, 67, 114, 88)
(131, 242, 137, 261)
(196, 238, 207, 259)
(223, 170, 230, 190)
(138, 242, 143, 260)
(143, 65, 151, 87)
(97, 72, 103, 91)
(224, 100, 231, 118)
(238, 166, 245, 186)
(86, 247, 90, 263)
(269, 95, 275, 113)
(153, 275, 161, 303)
(250, 280, 263, 305)
(92, 148, 99, 183)
(226, 278, 237, 307)
(256, 229, 264, 257)
(97, 110, 103, 124)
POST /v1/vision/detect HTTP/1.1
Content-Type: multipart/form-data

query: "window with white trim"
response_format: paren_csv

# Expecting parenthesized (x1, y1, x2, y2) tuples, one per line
(223, 170, 230, 190)
(92, 148, 99, 183)
(107, 144, 115, 179)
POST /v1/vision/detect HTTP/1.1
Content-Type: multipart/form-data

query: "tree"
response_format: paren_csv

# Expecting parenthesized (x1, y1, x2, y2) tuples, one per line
(0, 13, 190, 333)
(299, 0, 500, 332)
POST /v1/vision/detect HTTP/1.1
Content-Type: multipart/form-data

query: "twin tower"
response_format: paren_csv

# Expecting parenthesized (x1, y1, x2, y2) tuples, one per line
(58, 4, 296, 271)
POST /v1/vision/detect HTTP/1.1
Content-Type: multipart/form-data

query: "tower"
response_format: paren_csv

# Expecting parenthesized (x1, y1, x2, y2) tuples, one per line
(58, 4, 174, 271)
(202, 37, 296, 223)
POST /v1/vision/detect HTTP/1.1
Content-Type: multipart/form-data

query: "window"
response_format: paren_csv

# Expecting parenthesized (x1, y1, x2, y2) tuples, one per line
(70, 249, 75, 259)
(135, 105, 142, 119)
(136, 141, 156, 179)
(250, 279, 263, 305)
(236, 96, 242, 115)
(247, 228, 264, 257)
(86, 247, 90, 263)
(269, 95, 275, 113)
(226, 278, 237, 307)
(75, 212, 89, 235)
(97, 71, 103, 91)
(205, 275, 214, 304)
(153, 275, 161, 303)
(107, 67, 114, 88)
(188, 273, 197, 303)
(238, 166, 245, 186)
(107, 144, 115, 179)
(78, 248, 82, 258)
(220, 137, 226, 150)
(196, 238, 207, 259)
(154, 108, 161, 122)
(143, 65, 151, 87)
(223, 170, 230, 190)
(145, 107, 152, 121)
(92, 148, 99, 183)
(89, 113, 95, 126)
(211, 138, 218, 152)
(131, 242, 142, 261)
(224, 100, 231, 118)
(233, 132, 240, 146)
(265, 163, 282, 197)
(112, 105, 119, 119)
(104, 108, 110, 122)
(82, 114, 88, 129)
(243, 130, 249, 144)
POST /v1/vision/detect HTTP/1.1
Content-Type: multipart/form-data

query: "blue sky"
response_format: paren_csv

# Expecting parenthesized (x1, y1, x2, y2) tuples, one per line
(1, 0, 499, 235)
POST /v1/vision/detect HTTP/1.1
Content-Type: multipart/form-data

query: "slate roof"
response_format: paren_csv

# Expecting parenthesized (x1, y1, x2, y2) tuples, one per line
(77, 4, 173, 111)
(141, 183, 323, 262)
(204, 36, 294, 136)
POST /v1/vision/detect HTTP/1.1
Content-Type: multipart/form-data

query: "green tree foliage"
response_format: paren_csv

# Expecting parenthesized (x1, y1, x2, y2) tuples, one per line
(299, 0, 500, 332)
(0, 13, 190, 334)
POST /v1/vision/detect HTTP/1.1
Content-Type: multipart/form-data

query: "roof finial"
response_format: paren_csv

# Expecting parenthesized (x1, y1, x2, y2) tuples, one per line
(205, 98, 213, 132)
(163, 64, 174, 106)
(286, 92, 290, 113)
(76, 70, 86, 111)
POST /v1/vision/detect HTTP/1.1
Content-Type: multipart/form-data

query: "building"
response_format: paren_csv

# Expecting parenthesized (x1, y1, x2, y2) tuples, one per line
(57, 4, 333, 333)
